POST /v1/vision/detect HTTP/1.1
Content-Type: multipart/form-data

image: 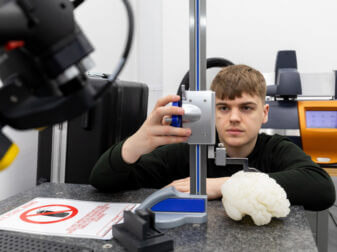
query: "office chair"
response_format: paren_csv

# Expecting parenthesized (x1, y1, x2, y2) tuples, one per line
(177, 57, 234, 95)
(261, 50, 303, 148)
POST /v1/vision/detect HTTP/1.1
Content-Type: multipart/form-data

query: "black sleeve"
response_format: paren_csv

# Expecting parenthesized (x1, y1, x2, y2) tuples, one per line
(89, 140, 189, 192)
(267, 139, 335, 211)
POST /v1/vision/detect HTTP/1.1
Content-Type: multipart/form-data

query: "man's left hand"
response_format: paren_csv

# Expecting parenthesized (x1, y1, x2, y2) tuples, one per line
(164, 177, 229, 200)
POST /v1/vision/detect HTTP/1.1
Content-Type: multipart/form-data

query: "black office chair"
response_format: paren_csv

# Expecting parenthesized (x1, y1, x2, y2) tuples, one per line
(177, 57, 234, 95)
(261, 50, 303, 148)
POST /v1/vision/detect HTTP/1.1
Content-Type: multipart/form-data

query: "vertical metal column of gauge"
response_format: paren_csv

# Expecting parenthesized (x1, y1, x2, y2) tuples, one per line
(189, 0, 207, 195)
(136, 1, 209, 229)
(50, 122, 68, 183)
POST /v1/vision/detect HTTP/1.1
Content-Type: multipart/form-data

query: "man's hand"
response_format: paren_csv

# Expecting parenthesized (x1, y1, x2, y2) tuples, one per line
(165, 177, 229, 200)
(122, 95, 192, 164)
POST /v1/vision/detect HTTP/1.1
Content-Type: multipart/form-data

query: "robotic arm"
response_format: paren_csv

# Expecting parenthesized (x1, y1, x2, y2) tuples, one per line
(0, 0, 134, 169)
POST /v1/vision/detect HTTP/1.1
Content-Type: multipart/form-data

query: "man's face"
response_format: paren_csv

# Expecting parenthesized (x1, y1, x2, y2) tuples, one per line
(215, 92, 269, 149)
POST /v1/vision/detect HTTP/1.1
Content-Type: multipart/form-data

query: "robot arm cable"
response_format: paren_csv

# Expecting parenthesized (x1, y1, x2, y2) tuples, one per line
(93, 0, 134, 100)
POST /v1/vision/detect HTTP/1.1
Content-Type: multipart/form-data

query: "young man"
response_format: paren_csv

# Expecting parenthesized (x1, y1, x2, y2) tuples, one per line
(90, 65, 335, 211)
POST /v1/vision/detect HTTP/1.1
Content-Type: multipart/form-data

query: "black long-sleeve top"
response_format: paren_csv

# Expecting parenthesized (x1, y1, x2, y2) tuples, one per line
(89, 133, 335, 211)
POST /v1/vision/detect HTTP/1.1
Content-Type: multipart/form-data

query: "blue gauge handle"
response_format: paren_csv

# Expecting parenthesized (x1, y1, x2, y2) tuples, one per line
(171, 101, 182, 127)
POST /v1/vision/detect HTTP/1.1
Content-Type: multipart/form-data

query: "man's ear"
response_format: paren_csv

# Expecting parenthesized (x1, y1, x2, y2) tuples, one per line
(262, 103, 269, 124)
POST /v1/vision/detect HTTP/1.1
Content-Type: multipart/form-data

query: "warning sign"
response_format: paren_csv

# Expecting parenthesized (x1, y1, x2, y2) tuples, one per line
(20, 204, 78, 224)
(0, 197, 138, 240)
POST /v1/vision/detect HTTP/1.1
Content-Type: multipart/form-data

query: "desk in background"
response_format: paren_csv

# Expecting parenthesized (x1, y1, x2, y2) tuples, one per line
(0, 183, 317, 252)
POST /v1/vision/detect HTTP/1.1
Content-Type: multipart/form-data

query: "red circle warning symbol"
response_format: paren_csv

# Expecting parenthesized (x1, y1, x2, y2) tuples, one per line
(20, 204, 78, 224)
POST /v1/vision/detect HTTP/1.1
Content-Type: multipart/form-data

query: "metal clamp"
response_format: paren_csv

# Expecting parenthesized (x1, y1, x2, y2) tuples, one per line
(209, 143, 249, 171)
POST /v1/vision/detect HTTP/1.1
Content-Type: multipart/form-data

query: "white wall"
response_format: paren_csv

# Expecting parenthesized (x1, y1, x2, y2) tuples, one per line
(162, 0, 189, 96)
(161, 0, 337, 98)
(134, 0, 163, 113)
(75, 0, 138, 80)
(207, 0, 337, 72)
(0, 128, 38, 200)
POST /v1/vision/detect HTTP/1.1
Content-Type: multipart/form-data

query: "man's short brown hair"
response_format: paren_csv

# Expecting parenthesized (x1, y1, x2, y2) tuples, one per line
(210, 65, 266, 102)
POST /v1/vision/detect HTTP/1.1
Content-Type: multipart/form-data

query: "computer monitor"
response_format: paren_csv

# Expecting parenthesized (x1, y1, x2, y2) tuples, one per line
(298, 101, 337, 165)
(305, 110, 337, 129)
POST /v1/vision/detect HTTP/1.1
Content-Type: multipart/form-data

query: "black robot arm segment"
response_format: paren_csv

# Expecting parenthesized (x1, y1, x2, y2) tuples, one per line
(0, 0, 32, 41)
(0, 0, 134, 170)
(0, 0, 75, 47)
(0, 0, 134, 129)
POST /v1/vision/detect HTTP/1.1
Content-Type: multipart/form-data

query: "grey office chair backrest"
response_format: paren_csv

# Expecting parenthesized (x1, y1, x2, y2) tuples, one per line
(267, 50, 302, 99)
(262, 50, 302, 148)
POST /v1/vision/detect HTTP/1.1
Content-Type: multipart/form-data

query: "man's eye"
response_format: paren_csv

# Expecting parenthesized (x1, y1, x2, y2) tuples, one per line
(219, 106, 229, 111)
(241, 106, 253, 111)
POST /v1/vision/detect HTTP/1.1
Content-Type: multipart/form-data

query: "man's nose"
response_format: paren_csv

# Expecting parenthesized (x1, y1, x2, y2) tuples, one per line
(229, 108, 241, 122)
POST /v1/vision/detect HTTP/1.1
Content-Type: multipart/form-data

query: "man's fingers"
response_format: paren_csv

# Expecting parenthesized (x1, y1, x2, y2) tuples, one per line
(170, 177, 190, 184)
(151, 135, 190, 147)
(172, 185, 190, 193)
(148, 125, 191, 146)
(164, 177, 190, 193)
(166, 182, 190, 193)
(162, 116, 172, 125)
(150, 96, 184, 124)
(153, 106, 184, 123)
(151, 125, 191, 137)
(164, 177, 190, 188)
(154, 95, 181, 109)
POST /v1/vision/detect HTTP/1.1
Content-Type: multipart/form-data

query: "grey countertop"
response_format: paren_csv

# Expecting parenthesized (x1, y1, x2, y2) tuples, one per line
(0, 183, 317, 252)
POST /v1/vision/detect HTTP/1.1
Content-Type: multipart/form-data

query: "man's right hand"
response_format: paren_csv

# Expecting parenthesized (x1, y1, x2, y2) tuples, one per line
(121, 95, 192, 164)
